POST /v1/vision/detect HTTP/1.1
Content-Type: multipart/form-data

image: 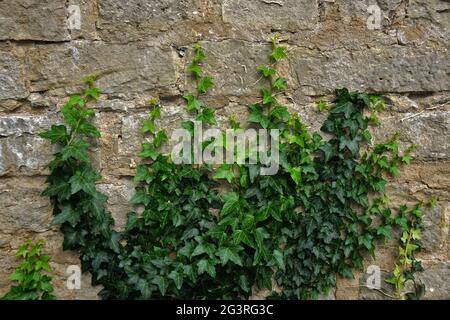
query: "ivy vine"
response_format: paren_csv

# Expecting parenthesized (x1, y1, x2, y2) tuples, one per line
(1, 240, 55, 300)
(37, 36, 430, 300)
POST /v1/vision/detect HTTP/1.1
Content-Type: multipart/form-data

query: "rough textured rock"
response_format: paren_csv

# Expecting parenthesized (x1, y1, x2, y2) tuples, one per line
(0, 136, 53, 176)
(193, 40, 272, 97)
(0, 0, 449, 300)
(0, 0, 69, 41)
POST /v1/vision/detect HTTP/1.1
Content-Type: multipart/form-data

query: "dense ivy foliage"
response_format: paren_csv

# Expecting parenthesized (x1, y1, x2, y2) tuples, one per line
(1, 240, 55, 300)
(38, 37, 429, 299)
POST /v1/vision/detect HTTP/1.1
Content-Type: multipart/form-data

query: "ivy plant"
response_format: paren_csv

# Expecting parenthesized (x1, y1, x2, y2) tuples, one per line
(386, 198, 436, 300)
(37, 37, 433, 300)
(1, 240, 55, 300)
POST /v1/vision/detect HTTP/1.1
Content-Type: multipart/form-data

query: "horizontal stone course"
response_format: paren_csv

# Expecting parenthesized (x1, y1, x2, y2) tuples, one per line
(292, 45, 450, 95)
(0, 0, 448, 300)
(26, 42, 177, 97)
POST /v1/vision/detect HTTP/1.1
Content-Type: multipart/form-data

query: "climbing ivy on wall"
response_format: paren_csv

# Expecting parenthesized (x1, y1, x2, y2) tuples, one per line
(1, 240, 55, 300)
(37, 36, 429, 300)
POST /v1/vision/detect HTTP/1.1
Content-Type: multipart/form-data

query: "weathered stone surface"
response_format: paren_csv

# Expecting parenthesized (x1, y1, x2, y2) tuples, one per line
(222, 0, 318, 33)
(359, 271, 393, 300)
(292, 45, 450, 96)
(422, 204, 448, 253)
(373, 110, 450, 160)
(0, 0, 449, 300)
(0, 114, 59, 137)
(0, 0, 69, 41)
(0, 136, 53, 176)
(0, 177, 52, 233)
(97, 0, 202, 42)
(191, 40, 272, 96)
(0, 47, 27, 100)
(335, 272, 362, 300)
(27, 42, 177, 98)
(0, 114, 58, 176)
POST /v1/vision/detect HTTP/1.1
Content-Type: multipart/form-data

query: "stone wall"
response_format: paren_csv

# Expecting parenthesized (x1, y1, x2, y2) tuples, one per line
(0, 0, 449, 299)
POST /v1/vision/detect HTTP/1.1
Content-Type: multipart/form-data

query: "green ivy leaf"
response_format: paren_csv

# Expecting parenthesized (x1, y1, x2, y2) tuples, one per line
(136, 279, 152, 298)
(61, 103, 82, 128)
(317, 100, 328, 112)
(188, 63, 203, 77)
(130, 188, 150, 206)
(248, 104, 270, 128)
(376, 225, 392, 239)
(270, 105, 289, 120)
(272, 249, 285, 271)
(134, 165, 149, 183)
(84, 87, 101, 100)
(152, 276, 169, 296)
(262, 89, 275, 105)
(288, 166, 302, 185)
(234, 230, 254, 248)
